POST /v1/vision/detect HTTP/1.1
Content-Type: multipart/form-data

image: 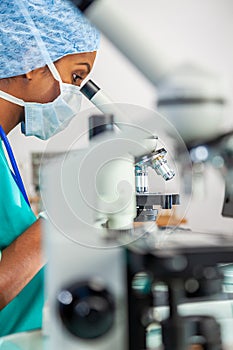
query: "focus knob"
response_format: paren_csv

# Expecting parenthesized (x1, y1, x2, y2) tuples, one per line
(57, 280, 115, 339)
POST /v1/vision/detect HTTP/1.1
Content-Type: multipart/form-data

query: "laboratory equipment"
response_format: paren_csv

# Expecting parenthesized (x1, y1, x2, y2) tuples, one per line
(42, 1, 233, 349)
(81, 80, 179, 223)
(41, 104, 181, 349)
(42, 110, 233, 350)
(42, 139, 233, 350)
(186, 130, 233, 218)
(72, 0, 230, 217)
(71, 0, 228, 144)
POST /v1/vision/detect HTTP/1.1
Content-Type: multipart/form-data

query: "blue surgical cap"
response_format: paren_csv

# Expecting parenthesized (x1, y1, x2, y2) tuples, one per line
(0, 0, 100, 79)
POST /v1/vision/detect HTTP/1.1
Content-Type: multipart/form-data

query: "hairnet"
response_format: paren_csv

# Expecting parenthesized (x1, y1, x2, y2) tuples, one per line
(0, 0, 100, 79)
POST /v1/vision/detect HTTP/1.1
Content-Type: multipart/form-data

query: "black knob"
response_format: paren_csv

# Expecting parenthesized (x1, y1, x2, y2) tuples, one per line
(185, 315, 222, 349)
(57, 280, 115, 339)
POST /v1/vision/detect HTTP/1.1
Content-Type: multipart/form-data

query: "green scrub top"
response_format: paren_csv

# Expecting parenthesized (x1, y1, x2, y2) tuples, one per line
(0, 140, 44, 336)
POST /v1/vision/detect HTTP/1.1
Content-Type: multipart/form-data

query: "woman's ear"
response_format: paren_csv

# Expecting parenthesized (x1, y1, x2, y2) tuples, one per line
(25, 71, 34, 81)
(25, 67, 46, 81)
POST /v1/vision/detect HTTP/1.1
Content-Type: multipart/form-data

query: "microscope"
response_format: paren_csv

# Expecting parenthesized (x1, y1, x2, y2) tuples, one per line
(42, 104, 180, 350)
(42, 114, 233, 350)
(42, 100, 233, 350)
(41, 0, 233, 349)
(185, 131, 233, 219)
(155, 61, 233, 219)
(80, 79, 180, 224)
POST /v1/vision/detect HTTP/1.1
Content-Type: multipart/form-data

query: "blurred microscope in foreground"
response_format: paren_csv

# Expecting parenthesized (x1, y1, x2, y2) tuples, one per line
(41, 0, 233, 349)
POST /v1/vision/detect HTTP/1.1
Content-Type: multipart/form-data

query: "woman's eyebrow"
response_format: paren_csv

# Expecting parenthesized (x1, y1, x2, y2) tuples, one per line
(75, 62, 91, 74)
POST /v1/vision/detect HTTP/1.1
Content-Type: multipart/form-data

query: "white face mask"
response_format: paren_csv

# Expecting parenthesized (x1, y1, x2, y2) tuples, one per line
(0, 67, 82, 140)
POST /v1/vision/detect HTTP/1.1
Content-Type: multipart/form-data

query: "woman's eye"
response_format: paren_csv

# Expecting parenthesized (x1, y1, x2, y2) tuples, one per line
(72, 73, 83, 83)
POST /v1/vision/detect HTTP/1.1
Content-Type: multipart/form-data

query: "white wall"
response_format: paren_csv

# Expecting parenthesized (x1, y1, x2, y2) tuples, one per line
(8, 0, 233, 232)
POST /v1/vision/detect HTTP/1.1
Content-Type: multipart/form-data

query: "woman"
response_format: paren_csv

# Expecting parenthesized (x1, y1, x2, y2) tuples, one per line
(0, 0, 99, 336)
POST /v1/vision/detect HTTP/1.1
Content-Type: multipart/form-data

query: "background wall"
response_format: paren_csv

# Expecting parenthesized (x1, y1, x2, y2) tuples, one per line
(8, 0, 233, 232)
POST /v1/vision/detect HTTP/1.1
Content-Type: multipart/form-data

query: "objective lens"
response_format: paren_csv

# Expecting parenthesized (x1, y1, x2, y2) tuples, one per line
(152, 157, 175, 181)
